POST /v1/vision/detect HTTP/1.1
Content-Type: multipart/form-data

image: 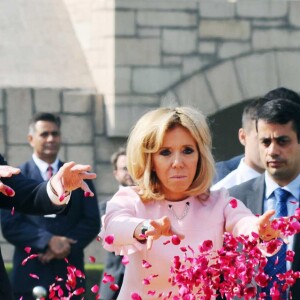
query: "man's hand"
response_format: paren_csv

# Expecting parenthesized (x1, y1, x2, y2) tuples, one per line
(50, 162, 96, 199)
(39, 236, 77, 263)
(0, 166, 21, 197)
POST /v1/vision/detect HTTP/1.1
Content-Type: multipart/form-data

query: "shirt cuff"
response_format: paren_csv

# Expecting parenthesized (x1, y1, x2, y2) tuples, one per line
(46, 181, 71, 205)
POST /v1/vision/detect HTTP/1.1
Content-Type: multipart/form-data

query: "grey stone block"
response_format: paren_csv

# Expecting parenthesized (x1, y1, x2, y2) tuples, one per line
(116, 38, 160, 66)
(34, 89, 61, 113)
(277, 51, 300, 89)
(66, 145, 95, 167)
(174, 73, 217, 115)
(137, 11, 197, 27)
(163, 29, 197, 54)
(61, 115, 93, 144)
(116, 11, 135, 36)
(62, 91, 93, 113)
(133, 67, 181, 94)
(199, 20, 250, 40)
(237, 0, 287, 18)
(235, 52, 278, 100)
(6, 89, 32, 144)
(206, 61, 243, 109)
(199, 1, 235, 18)
(7, 145, 32, 167)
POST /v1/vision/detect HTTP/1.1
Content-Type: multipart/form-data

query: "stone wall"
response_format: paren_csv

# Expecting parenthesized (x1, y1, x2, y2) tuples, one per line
(64, 0, 300, 137)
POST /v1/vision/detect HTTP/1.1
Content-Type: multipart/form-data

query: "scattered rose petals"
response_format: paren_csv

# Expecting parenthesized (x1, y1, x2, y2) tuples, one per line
(131, 292, 142, 300)
(29, 273, 39, 279)
(122, 255, 129, 265)
(24, 247, 31, 254)
(91, 284, 99, 293)
(171, 235, 181, 245)
(72, 287, 85, 295)
(11, 206, 15, 215)
(229, 198, 238, 208)
(104, 234, 114, 245)
(142, 260, 152, 269)
(88, 256, 96, 263)
(102, 273, 115, 284)
(110, 283, 119, 291)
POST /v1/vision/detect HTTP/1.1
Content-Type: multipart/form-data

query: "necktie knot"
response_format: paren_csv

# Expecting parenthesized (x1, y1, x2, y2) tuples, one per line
(274, 188, 290, 204)
(47, 165, 53, 180)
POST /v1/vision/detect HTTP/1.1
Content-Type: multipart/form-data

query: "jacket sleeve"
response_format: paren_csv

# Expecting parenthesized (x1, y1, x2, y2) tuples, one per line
(0, 155, 66, 215)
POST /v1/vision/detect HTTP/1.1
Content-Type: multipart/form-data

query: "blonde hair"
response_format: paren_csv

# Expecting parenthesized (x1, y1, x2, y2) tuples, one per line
(127, 107, 215, 201)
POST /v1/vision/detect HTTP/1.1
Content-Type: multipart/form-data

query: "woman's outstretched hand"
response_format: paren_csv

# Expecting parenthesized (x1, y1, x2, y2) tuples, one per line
(257, 209, 279, 241)
(50, 161, 97, 200)
(0, 165, 21, 197)
(146, 216, 184, 250)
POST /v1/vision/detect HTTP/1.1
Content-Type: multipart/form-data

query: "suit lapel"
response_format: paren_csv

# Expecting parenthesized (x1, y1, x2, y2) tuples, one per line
(29, 159, 44, 181)
(245, 175, 265, 216)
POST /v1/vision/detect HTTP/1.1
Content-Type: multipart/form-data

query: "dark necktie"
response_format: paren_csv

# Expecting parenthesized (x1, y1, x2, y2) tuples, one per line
(262, 188, 290, 299)
(47, 165, 53, 180)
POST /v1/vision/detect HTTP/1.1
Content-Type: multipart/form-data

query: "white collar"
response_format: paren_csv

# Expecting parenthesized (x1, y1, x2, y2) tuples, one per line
(265, 171, 300, 200)
(32, 154, 59, 174)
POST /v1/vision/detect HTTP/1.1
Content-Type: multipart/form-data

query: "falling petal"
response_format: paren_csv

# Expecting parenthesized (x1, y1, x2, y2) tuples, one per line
(105, 235, 114, 245)
(89, 256, 96, 263)
(229, 198, 238, 208)
(24, 247, 31, 254)
(29, 273, 39, 279)
(122, 255, 129, 265)
(91, 285, 99, 293)
(171, 235, 181, 245)
(110, 283, 119, 291)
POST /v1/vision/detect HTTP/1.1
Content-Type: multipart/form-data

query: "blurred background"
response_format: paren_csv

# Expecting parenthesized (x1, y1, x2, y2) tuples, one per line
(0, 0, 300, 269)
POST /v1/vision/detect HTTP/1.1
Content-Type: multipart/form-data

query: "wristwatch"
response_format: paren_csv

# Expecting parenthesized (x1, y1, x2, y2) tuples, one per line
(136, 220, 151, 243)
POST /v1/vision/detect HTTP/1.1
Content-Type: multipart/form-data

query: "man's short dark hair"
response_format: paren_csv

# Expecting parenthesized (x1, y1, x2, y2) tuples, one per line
(242, 97, 270, 131)
(256, 99, 300, 141)
(29, 112, 61, 134)
(264, 87, 300, 104)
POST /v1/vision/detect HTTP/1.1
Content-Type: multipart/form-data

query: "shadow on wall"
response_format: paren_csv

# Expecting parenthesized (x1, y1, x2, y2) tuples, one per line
(209, 100, 251, 162)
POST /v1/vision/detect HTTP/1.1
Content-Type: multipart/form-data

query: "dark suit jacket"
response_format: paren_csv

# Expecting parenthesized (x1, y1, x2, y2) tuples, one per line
(229, 175, 300, 299)
(1, 159, 100, 298)
(0, 154, 70, 300)
(99, 201, 124, 300)
(213, 154, 243, 184)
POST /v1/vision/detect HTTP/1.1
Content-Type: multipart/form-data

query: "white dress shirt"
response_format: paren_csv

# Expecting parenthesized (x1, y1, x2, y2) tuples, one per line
(211, 158, 261, 191)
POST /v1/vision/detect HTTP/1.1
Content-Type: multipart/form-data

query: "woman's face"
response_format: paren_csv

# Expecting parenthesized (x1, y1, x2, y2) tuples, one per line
(152, 126, 199, 201)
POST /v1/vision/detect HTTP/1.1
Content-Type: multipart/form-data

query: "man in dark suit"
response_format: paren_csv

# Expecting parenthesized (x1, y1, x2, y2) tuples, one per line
(229, 99, 300, 299)
(99, 147, 134, 300)
(1, 113, 100, 300)
(0, 158, 96, 300)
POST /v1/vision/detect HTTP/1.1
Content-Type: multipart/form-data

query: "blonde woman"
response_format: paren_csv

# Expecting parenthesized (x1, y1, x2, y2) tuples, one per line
(100, 107, 278, 300)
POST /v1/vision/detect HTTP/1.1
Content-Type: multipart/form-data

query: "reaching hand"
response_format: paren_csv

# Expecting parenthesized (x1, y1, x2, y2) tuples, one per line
(50, 161, 97, 199)
(0, 166, 21, 197)
(39, 236, 77, 263)
(145, 216, 185, 250)
(257, 210, 280, 241)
